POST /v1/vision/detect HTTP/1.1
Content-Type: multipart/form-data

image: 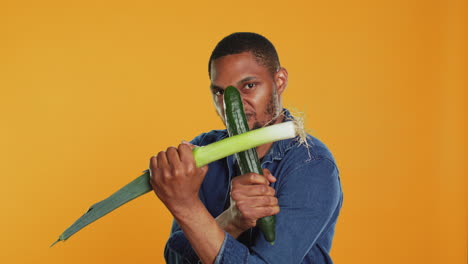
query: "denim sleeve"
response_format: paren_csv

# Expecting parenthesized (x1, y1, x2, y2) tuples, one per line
(213, 158, 342, 264)
(164, 220, 201, 264)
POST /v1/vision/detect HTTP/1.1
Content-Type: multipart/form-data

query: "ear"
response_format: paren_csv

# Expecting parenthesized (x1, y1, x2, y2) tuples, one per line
(211, 93, 226, 125)
(274, 67, 288, 95)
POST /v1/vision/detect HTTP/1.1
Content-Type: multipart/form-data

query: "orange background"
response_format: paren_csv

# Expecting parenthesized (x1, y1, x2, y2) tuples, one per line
(1, 0, 466, 263)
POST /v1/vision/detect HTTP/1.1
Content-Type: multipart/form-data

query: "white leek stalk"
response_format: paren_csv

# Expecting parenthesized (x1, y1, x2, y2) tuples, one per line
(194, 121, 297, 167)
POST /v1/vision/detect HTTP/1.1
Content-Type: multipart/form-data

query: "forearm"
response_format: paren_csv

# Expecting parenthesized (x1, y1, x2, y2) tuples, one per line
(172, 199, 225, 264)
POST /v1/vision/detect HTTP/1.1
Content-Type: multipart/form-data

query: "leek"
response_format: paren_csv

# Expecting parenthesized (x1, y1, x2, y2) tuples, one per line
(51, 121, 298, 247)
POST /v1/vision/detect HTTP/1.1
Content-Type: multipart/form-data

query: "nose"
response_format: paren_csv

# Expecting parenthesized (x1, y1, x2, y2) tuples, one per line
(240, 97, 252, 113)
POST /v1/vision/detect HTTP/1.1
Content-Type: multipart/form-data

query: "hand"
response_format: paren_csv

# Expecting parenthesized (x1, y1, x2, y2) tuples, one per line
(223, 168, 279, 235)
(149, 141, 208, 216)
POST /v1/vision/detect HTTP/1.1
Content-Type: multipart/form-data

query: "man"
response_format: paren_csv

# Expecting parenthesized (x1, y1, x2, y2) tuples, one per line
(149, 32, 343, 264)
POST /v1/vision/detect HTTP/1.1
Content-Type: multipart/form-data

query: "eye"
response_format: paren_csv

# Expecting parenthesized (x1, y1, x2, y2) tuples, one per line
(213, 89, 224, 96)
(244, 83, 256, 89)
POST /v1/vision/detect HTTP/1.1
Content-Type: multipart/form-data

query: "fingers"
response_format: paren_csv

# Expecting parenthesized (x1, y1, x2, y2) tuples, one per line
(231, 184, 276, 199)
(166, 147, 181, 168)
(178, 143, 195, 164)
(157, 150, 169, 169)
(181, 140, 197, 150)
(233, 192, 280, 221)
(263, 168, 277, 183)
(149, 144, 203, 182)
(230, 171, 277, 201)
(147, 144, 207, 210)
(232, 172, 270, 186)
(154, 145, 187, 171)
(236, 203, 280, 220)
(178, 143, 199, 175)
(229, 169, 280, 221)
(235, 195, 278, 208)
(149, 155, 158, 178)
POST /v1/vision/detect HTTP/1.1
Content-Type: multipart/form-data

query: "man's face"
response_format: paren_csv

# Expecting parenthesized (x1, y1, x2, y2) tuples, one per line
(209, 51, 287, 130)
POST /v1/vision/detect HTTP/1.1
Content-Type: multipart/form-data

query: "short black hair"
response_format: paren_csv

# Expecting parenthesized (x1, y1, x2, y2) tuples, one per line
(208, 32, 281, 77)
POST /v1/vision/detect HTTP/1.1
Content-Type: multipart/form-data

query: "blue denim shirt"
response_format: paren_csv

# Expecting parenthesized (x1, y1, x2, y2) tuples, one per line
(164, 109, 343, 264)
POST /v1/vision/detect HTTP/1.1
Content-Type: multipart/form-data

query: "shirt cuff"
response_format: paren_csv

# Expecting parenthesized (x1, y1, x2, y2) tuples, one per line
(214, 232, 248, 264)
(166, 231, 200, 263)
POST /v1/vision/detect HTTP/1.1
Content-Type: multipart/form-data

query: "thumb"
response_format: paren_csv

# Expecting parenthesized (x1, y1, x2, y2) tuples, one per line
(262, 168, 276, 183)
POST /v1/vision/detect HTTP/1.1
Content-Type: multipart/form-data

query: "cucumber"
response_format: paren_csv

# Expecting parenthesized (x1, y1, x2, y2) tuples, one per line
(223, 86, 276, 244)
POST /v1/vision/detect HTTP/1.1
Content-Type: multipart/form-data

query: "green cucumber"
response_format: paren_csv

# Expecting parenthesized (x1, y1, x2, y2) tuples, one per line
(223, 86, 276, 244)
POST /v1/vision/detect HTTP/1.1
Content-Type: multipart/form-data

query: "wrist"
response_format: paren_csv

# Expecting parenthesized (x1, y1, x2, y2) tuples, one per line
(215, 209, 244, 239)
(167, 198, 204, 220)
